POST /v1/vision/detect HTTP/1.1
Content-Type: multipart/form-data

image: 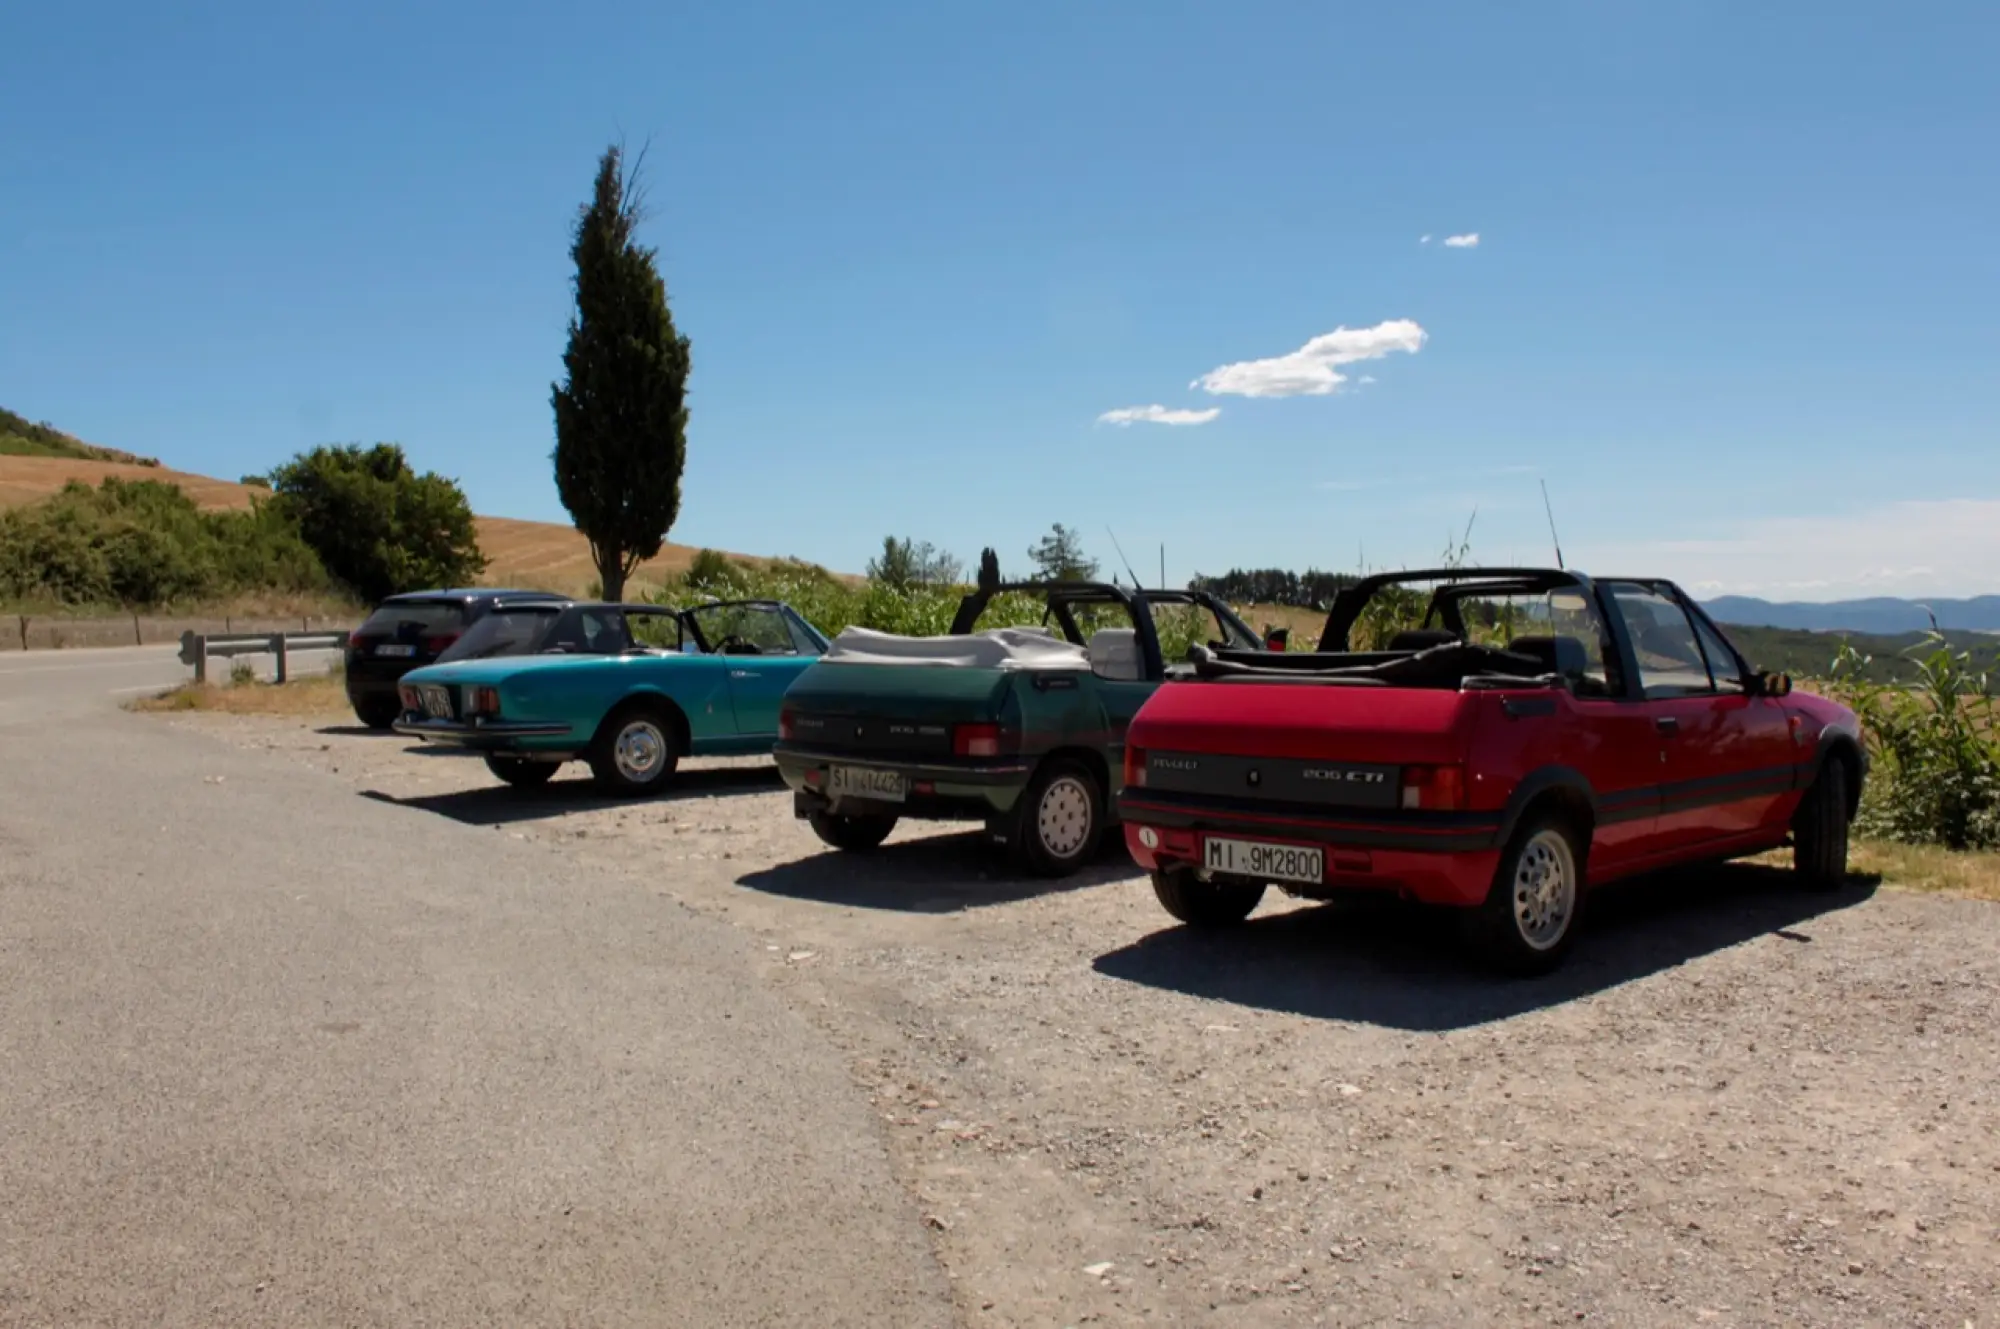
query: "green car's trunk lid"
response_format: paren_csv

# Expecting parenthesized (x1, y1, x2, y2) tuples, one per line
(783, 660, 1018, 760)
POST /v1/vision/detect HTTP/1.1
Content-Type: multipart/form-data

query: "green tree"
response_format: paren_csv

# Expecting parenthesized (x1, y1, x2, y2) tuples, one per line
(866, 536, 962, 591)
(550, 143, 692, 602)
(1026, 523, 1099, 582)
(265, 443, 485, 603)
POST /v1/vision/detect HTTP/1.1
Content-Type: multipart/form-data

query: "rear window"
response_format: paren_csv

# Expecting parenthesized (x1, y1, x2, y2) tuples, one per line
(358, 600, 465, 636)
(435, 607, 562, 662)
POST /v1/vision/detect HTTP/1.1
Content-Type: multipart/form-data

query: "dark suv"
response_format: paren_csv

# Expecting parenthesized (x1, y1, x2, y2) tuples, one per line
(343, 588, 568, 728)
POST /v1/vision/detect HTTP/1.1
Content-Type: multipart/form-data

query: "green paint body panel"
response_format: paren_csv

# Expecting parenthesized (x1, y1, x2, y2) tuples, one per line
(773, 659, 1161, 822)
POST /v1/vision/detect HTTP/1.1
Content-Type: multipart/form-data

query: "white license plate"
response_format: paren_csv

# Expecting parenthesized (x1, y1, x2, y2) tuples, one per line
(1204, 836, 1324, 885)
(417, 684, 453, 719)
(828, 765, 908, 803)
(376, 644, 416, 657)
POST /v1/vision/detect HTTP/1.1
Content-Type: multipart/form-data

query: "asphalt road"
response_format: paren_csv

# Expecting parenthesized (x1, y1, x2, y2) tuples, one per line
(0, 648, 948, 1326)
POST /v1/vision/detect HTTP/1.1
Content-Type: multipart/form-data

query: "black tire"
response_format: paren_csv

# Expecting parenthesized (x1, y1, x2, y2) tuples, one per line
(809, 811, 898, 852)
(1008, 757, 1105, 878)
(1150, 866, 1265, 928)
(484, 755, 559, 789)
(1462, 814, 1586, 977)
(353, 694, 401, 730)
(1793, 757, 1851, 891)
(586, 704, 681, 796)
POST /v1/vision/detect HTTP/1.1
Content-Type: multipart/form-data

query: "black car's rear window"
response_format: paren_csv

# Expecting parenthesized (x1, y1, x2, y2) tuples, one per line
(357, 601, 465, 636)
(435, 607, 562, 662)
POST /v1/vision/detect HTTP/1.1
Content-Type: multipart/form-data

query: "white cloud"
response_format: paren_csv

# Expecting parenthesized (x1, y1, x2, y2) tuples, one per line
(1191, 319, 1428, 398)
(1578, 498, 2000, 600)
(1096, 404, 1221, 427)
(1443, 233, 1479, 248)
(1419, 234, 1432, 245)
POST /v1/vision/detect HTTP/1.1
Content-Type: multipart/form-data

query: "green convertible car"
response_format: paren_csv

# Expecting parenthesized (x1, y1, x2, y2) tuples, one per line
(773, 552, 1270, 875)
(393, 598, 830, 794)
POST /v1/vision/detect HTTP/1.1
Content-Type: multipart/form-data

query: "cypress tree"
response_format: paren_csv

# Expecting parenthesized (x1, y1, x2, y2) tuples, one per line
(551, 143, 691, 602)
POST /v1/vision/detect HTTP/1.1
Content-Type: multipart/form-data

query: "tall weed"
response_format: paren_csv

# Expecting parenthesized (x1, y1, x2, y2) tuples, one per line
(1829, 633, 2000, 850)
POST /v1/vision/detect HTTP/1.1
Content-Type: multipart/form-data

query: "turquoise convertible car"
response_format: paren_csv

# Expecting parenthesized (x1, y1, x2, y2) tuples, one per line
(392, 599, 830, 795)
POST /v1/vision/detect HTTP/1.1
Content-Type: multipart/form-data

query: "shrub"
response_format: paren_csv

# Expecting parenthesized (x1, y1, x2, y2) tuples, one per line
(1829, 634, 2000, 850)
(264, 443, 485, 603)
(0, 477, 329, 610)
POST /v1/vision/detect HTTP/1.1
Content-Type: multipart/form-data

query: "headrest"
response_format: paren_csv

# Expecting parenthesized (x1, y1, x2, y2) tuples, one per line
(1508, 634, 1588, 678)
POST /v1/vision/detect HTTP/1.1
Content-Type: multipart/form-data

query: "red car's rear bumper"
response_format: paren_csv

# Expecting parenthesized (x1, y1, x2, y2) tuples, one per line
(1117, 793, 1502, 909)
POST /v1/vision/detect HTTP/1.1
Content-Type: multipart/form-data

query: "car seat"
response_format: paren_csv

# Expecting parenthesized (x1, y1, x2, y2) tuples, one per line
(1087, 627, 1143, 681)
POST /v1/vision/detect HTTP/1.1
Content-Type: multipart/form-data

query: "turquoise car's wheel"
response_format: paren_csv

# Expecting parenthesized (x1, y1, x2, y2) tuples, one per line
(587, 705, 681, 796)
(1009, 757, 1104, 878)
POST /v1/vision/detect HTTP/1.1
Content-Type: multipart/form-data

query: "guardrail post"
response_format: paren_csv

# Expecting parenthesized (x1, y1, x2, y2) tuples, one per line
(193, 635, 208, 685)
(272, 633, 288, 684)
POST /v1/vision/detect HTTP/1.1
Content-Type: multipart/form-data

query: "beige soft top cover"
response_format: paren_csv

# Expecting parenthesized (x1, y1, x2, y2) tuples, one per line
(821, 625, 1089, 670)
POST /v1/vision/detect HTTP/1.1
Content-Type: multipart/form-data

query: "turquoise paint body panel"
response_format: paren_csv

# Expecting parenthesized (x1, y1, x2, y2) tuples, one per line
(397, 646, 818, 757)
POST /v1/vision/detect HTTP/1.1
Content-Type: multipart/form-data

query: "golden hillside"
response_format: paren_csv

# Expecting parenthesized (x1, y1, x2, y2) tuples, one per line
(0, 455, 795, 595)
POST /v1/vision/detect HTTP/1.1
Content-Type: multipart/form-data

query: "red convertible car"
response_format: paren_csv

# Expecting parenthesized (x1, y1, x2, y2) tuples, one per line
(1116, 568, 1866, 975)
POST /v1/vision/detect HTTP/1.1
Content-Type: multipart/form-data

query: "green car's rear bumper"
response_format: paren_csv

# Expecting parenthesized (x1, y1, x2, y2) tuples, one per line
(773, 744, 1033, 821)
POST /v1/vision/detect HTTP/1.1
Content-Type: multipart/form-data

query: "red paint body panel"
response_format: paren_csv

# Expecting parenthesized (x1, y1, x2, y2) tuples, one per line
(1119, 674, 1862, 909)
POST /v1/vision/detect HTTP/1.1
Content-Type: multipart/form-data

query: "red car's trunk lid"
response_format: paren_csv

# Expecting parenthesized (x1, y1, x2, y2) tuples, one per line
(1131, 680, 1472, 766)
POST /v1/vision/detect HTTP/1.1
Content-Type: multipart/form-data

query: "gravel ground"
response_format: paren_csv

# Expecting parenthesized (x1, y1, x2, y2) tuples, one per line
(161, 714, 2000, 1328)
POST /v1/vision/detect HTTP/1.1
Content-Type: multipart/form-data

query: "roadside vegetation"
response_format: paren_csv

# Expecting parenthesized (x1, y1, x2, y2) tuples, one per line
(130, 661, 348, 717)
(1827, 633, 2000, 850)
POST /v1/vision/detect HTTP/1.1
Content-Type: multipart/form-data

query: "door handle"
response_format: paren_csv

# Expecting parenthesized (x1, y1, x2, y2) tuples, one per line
(1655, 716, 1680, 735)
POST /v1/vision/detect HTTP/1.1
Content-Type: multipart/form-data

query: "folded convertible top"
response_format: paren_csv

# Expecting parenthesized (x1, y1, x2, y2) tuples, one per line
(823, 625, 1088, 670)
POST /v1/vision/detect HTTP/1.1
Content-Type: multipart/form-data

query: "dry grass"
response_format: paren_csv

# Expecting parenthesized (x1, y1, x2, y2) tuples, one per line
(0, 455, 260, 512)
(1745, 840, 2000, 903)
(129, 669, 349, 717)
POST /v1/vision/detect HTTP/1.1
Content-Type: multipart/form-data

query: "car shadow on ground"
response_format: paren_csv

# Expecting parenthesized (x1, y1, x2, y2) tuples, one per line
(358, 764, 786, 826)
(1091, 862, 1882, 1032)
(736, 832, 1142, 913)
(313, 725, 401, 738)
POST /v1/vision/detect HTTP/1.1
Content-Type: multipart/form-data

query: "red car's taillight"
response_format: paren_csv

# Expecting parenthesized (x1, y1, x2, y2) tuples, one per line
(1123, 744, 1146, 788)
(1400, 764, 1467, 811)
(954, 722, 1001, 758)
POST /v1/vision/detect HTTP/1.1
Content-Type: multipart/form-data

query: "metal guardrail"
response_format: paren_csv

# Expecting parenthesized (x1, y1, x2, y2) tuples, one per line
(178, 629, 351, 685)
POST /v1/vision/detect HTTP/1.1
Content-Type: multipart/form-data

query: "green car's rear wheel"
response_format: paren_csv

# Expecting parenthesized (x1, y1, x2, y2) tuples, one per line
(1008, 757, 1104, 878)
(808, 811, 898, 852)
(484, 755, 559, 789)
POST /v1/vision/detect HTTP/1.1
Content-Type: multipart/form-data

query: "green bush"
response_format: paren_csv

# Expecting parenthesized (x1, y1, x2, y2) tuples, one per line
(0, 477, 330, 610)
(264, 443, 485, 603)
(1829, 634, 2000, 850)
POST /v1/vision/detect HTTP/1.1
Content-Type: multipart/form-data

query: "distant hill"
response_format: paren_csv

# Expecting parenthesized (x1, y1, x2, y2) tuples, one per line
(1719, 622, 2000, 684)
(0, 407, 159, 466)
(1704, 594, 2000, 634)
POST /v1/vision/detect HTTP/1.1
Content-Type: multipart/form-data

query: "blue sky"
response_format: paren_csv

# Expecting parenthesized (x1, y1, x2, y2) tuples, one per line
(4, 1, 1997, 598)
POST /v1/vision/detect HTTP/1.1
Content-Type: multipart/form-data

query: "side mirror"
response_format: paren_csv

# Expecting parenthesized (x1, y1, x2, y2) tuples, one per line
(1264, 626, 1290, 652)
(1749, 670, 1792, 697)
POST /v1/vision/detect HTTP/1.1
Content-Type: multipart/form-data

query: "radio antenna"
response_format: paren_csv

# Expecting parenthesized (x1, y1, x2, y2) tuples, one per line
(1539, 479, 1566, 570)
(1105, 525, 1142, 589)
